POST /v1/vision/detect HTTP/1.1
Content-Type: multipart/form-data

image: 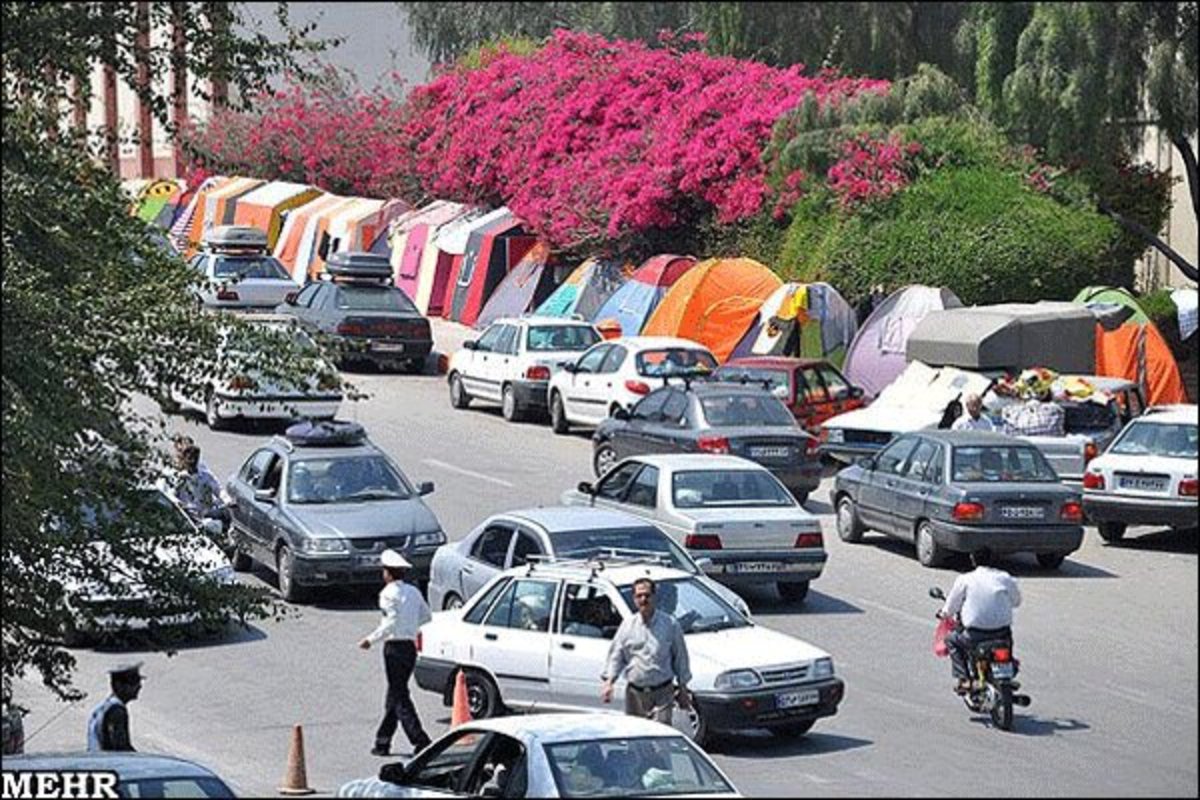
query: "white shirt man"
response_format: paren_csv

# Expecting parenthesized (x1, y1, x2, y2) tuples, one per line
(941, 565, 1022, 629)
(952, 393, 998, 433)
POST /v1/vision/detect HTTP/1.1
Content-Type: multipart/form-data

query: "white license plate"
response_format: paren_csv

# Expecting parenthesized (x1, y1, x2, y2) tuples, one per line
(1000, 506, 1045, 520)
(776, 689, 820, 709)
(750, 447, 790, 458)
(728, 562, 788, 574)
(372, 342, 406, 353)
(1117, 475, 1168, 492)
(357, 554, 382, 567)
(991, 662, 1015, 679)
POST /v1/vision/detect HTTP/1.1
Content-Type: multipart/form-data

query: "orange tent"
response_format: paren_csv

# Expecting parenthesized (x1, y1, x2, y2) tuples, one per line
(273, 194, 347, 278)
(181, 176, 234, 256)
(1094, 323, 1188, 406)
(231, 181, 322, 247)
(642, 257, 782, 362)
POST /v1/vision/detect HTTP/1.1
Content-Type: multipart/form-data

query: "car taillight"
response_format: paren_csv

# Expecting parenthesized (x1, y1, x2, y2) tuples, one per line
(228, 374, 257, 391)
(337, 321, 365, 336)
(817, 427, 830, 443)
(1082, 471, 1106, 491)
(216, 288, 240, 301)
(794, 531, 823, 548)
(1060, 501, 1084, 522)
(525, 365, 551, 381)
(952, 502, 986, 522)
(625, 380, 651, 395)
(993, 647, 1011, 663)
(804, 436, 820, 456)
(1180, 478, 1199, 497)
(415, 631, 422, 653)
(697, 436, 730, 454)
(684, 534, 723, 550)
(1084, 442, 1099, 464)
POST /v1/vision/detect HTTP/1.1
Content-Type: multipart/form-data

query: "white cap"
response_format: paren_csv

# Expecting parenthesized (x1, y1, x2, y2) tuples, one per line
(381, 549, 411, 569)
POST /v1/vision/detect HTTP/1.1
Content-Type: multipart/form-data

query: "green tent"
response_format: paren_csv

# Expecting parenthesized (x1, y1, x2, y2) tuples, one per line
(1072, 286, 1150, 323)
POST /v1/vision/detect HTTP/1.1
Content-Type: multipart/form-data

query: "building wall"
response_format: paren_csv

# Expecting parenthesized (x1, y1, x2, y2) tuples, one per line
(1135, 127, 1199, 290)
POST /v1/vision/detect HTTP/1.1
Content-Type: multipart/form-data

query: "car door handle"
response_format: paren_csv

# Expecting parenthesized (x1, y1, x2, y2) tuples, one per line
(462, 565, 474, 575)
(484, 633, 498, 641)
(560, 642, 575, 650)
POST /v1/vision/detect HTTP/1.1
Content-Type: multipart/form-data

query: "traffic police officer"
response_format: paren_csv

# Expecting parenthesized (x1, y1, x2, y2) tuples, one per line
(86, 662, 143, 751)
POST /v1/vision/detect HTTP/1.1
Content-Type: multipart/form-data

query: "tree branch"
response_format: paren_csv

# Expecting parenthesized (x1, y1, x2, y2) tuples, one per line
(1097, 198, 1199, 282)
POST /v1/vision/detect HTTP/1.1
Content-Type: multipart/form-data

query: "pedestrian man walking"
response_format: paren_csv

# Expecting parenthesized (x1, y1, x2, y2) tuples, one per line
(359, 550, 433, 756)
(86, 663, 143, 752)
(601, 577, 692, 723)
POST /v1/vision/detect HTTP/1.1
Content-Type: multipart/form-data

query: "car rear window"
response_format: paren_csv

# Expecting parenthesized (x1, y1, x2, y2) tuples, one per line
(699, 393, 795, 427)
(1110, 421, 1198, 459)
(552, 527, 692, 571)
(637, 349, 717, 377)
(713, 366, 790, 395)
(335, 285, 418, 312)
(211, 255, 291, 280)
(672, 469, 795, 508)
(951, 445, 1058, 483)
(527, 325, 600, 352)
(1063, 401, 1116, 433)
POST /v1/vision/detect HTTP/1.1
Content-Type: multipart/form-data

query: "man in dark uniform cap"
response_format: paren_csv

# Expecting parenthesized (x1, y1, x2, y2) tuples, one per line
(86, 662, 143, 751)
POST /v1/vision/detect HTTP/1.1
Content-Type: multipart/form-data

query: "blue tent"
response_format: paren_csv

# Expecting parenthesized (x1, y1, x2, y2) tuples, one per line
(592, 254, 697, 336)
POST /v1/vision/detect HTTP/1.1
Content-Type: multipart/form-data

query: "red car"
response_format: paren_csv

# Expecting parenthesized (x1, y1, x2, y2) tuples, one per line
(714, 357, 866, 432)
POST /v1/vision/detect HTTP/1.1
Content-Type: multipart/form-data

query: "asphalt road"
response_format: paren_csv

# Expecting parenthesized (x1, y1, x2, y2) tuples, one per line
(13, 321, 1199, 797)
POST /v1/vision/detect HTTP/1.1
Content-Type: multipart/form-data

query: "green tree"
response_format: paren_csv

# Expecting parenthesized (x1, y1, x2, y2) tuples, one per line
(1, 3, 336, 705)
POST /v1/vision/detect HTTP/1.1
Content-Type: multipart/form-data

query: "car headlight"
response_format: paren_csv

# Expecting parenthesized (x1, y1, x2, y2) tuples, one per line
(826, 429, 844, 444)
(414, 531, 446, 547)
(714, 669, 762, 691)
(299, 538, 350, 554)
(812, 657, 834, 679)
(209, 565, 235, 584)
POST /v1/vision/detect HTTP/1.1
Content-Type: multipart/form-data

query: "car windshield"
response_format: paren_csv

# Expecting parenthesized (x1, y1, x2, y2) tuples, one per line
(637, 349, 717, 377)
(287, 455, 411, 504)
(699, 393, 795, 427)
(952, 445, 1058, 483)
(552, 527, 696, 573)
(618, 578, 749, 633)
(124, 777, 233, 798)
(211, 254, 291, 280)
(335, 285, 418, 313)
(1110, 421, 1198, 459)
(527, 325, 600, 352)
(545, 735, 733, 798)
(672, 469, 796, 508)
(714, 366, 790, 395)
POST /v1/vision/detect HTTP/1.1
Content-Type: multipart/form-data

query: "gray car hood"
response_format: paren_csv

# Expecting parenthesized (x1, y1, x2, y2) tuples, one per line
(288, 498, 440, 539)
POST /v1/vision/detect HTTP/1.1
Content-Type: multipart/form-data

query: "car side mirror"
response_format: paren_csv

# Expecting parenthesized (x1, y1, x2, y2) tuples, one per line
(562, 362, 577, 373)
(577, 481, 595, 495)
(856, 456, 876, 470)
(254, 488, 276, 504)
(284, 291, 298, 305)
(612, 406, 630, 421)
(418, 481, 435, 496)
(929, 586, 945, 600)
(379, 761, 409, 784)
(463, 340, 477, 351)
(201, 518, 224, 537)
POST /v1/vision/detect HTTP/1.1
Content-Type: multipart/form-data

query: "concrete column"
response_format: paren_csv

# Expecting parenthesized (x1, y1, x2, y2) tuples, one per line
(135, 1, 154, 178)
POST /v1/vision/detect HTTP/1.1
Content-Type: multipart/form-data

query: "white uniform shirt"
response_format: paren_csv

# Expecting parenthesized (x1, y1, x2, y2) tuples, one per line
(86, 696, 123, 752)
(941, 566, 1021, 629)
(952, 414, 997, 432)
(365, 581, 431, 644)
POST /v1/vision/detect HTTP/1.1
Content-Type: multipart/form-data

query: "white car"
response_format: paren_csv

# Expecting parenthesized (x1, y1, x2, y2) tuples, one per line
(561, 455, 826, 603)
(427, 505, 751, 618)
(188, 225, 301, 310)
(167, 314, 342, 430)
(448, 316, 601, 421)
(336, 713, 741, 798)
(1082, 405, 1198, 542)
(547, 337, 718, 433)
(415, 560, 844, 747)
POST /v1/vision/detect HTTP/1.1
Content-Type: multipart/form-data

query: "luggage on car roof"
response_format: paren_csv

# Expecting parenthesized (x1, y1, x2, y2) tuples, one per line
(285, 420, 367, 446)
(203, 225, 269, 252)
(326, 251, 392, 282)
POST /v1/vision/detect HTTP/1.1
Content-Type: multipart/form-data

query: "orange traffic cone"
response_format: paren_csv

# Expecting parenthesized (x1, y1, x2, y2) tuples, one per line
(278, 724, 316, 795)
(450, 669, 472, 727)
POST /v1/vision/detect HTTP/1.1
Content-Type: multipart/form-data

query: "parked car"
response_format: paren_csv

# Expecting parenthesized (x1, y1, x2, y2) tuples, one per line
(2, 752, 236, 797)
(415, 559, 844, 747)
(190, 225, 300, 311)
(563, 455, 825, 602)
(224, 420, 446, 602)
(166, 313, 342, 430)
(1082, 404, 1198, 542)
(592, 382, 822, 502)
(831, 431, 1085, 568)
(448, 316, 601, 421)
(547, 336, 718, 433)
(714, 356, 866, 432)
(336, 714, 741, 798)
(427, 505, 750, 617)
(276, 252, 433, 374)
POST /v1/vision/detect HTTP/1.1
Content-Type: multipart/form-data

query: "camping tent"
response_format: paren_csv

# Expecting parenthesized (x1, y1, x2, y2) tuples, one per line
(410, 204, 479, 315)
(364, 199, 411, 257)
(641, 257, 782, 363)
(169, 176, 226, 252)
(191, 176, 264, 254)
(535, 257, 634, 321)
(135, 178, 185, 229)
(1072, 286, 1188, 405)
(326, 198, 386, 255)
(448, 211, 537, 326)
(179, 176, 235, 255)
(907, 302, 1097, 374)
(475, 242, 556, 328)
(295, 196, 361, 281)
(435, 208, 513, 318)
(842, 285, 963, 397)
(388, 201, 462, 299)
(730, 282, 859, 366)
(273, 194, 345, 279)
(592, 254, 697, 337)
(231, 181, 322, 247)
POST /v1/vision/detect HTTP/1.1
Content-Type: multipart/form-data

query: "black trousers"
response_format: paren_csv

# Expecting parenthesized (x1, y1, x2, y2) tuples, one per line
(947, 626, 1012, 680)
(375, 641, 431, 752)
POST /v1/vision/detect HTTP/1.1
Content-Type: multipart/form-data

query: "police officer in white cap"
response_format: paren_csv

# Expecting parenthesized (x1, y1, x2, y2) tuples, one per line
(359, 549, 433, 756)
(86, 662, 143, 752)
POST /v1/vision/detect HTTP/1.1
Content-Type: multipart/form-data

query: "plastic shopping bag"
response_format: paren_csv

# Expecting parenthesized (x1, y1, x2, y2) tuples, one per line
(933, 616, 955, 658)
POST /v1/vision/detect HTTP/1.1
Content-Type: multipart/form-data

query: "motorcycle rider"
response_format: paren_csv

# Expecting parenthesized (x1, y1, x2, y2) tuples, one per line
(938, 548, 1021, 693)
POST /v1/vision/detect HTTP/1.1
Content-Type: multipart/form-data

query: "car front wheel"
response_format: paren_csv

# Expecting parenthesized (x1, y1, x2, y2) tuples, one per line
(443, 593, 463, 611)
(501, 384, 524, 422)
(836, 496, 865, 543)
(915, 521, 947, 568)
(276, 544, 307, 603)
(593, 443, 618, 477)
(676, 703, 711, 749)
(464, 669, 504, 719)
(449, 373, 470, 409)
(550, 392, 570, 435)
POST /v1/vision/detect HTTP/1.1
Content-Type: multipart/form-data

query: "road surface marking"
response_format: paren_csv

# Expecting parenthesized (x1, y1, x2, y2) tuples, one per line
(422, 458, 515, 488)
(854, 597, 934, 627)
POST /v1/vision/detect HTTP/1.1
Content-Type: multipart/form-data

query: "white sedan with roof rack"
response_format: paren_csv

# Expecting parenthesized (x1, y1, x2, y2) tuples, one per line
(189, 225, 300, 310)
(1082, 404, 1198, 542)
(414, 557, 844, 748)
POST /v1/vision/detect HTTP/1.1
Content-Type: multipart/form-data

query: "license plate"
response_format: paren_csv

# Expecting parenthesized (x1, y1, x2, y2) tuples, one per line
(371, 342, 406, 353)
(750, 446, 790, 458)
(991, 662, 1015, 679)
(1117, 475, 1168, 492)
(1000, 506, 1045, 520)
(728, 562, 788, 574)
(357, 554, 382, 567)
(776, 689, 820, 709)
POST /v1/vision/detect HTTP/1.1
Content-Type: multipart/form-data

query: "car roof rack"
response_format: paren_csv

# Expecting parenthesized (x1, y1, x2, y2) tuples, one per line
(282, 419, 367, 447)
(524, 551, 676, 580)
(202, 225, 269, 253)
(325, 251, 393, 284)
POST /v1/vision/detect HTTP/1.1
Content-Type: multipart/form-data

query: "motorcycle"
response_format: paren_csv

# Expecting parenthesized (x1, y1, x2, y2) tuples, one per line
(929, 586, 1030, 731)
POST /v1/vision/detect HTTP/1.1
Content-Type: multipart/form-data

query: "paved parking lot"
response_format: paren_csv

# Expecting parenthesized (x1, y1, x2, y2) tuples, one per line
(12, 322, 1198, 797)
